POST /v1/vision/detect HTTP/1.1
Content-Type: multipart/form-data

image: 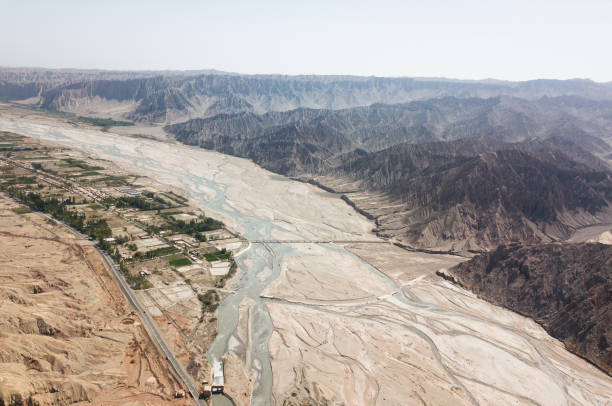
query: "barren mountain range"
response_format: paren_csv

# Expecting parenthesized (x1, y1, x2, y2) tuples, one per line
(315, 139, 612, 250)
(2, 69, 612, 250)
(2, 67, 612, 124)
(165, 96, 612, 172)
(165, 96, 612, 250)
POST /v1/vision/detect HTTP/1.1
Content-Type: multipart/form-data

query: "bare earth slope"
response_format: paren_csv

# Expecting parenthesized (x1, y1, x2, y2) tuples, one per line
(444, 242, 612, 374)
(0, 195, 189, 405)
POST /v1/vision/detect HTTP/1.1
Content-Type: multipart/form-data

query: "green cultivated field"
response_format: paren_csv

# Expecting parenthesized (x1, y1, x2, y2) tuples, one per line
(168, 255, 192, 267)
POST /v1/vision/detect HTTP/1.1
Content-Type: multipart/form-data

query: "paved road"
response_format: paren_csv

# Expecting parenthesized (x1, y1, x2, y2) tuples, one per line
(98, 252, 205, 404)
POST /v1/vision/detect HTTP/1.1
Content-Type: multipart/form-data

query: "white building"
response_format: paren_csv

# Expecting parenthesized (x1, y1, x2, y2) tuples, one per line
(211, 360, 224, 393)
(210, 261, 231, 276)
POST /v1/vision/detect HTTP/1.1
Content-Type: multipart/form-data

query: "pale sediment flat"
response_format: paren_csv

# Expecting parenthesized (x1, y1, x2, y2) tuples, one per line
(588, 230, 612, 244)
(265, 246, 612, 405)
(0, 109, 611, 406)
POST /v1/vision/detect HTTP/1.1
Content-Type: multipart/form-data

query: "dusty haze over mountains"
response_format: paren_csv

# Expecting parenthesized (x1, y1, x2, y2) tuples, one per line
(2, 1, 612, 81)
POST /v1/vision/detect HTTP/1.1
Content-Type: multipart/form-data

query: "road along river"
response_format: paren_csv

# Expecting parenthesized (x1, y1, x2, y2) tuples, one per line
(1, 114, 611, 406)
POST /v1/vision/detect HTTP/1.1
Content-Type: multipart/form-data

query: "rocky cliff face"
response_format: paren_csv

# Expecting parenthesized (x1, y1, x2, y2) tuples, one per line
(444, 243, 611, 374)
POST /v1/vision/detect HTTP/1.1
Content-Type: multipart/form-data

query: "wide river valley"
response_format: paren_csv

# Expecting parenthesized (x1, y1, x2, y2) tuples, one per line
(1, 114, 611, 406)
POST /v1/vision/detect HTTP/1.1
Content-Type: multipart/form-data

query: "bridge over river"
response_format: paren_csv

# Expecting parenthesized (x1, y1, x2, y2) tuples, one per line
(249, 239, 389, 244)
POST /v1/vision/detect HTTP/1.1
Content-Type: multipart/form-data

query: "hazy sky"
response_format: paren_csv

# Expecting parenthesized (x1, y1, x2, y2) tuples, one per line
(1, 0, 611, 82)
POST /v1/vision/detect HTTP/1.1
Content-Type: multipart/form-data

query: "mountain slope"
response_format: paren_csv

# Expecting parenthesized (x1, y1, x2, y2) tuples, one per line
(165, 96, 612, 250)
(167, 96, 612, 175)
(442, 242, 612, 374)
(314, 140, 612, 250)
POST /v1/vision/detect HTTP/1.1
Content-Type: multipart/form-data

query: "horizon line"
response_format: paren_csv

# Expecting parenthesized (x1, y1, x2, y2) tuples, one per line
(0, 65, 609, 85)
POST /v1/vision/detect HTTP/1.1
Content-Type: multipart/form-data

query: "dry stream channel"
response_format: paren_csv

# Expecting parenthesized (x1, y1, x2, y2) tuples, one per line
(1, 115, 611, 406)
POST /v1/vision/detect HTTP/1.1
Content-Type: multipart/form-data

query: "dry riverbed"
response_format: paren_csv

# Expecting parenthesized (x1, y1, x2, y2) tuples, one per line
(1, 103, 611, 405)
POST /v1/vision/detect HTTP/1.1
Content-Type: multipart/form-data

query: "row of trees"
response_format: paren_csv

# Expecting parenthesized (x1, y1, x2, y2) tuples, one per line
(105, 195, 168, 211)
(3, 187, 152, 290)
(143, 216, 223, 239)
(119, 259, 151, 289)
(132, 245, 179, 260)
(5, 188, 113, 241)
(5, 187, 87, 231)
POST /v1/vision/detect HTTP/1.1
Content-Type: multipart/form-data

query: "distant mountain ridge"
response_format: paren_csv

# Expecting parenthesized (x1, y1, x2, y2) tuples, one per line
(3, 67, 612, 124)
(167, 96, 612, 175)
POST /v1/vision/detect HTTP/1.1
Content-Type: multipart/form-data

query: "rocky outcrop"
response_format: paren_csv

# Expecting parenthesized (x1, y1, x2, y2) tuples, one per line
(446, 243, 612, 374)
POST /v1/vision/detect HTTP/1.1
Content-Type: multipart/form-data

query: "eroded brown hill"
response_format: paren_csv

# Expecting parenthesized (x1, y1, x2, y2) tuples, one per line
(443, 242, 612, 374)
